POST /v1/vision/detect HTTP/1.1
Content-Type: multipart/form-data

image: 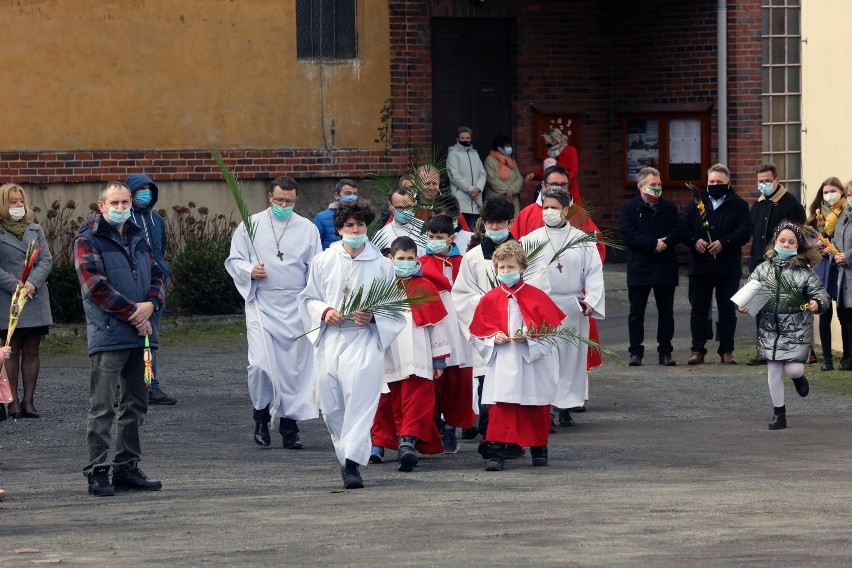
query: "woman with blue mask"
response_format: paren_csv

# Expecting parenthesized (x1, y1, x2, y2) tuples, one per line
(484, 134, 523, 216)
(736, 222, 829, 430)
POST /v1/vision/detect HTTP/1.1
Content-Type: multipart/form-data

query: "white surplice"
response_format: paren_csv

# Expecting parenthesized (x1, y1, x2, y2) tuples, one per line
(522, 224, 605, 409)
(298, 241, 405, 466)
(383, 308, 451, 384)
(472, 298, 559, 405)
(374, 219, 427, 256)
(454, 229, 473, 255)
(225, 210, 321, 421)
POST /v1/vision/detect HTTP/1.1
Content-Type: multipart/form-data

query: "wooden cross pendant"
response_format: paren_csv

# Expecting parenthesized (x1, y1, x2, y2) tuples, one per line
(276, 249, 284, 261)
(556, 261, 563, 273)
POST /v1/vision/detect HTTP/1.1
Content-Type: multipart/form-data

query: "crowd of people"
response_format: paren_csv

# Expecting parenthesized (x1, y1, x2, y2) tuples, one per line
(2, 125, 848, 499)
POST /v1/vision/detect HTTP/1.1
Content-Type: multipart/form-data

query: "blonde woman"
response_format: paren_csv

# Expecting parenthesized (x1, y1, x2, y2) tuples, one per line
(0, 183, 53, 418)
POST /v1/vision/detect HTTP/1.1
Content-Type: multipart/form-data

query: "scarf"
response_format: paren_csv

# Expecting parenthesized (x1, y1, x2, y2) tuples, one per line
(1, 219, 26, 240)
(820, 197, 846, 237)
(488, 150, 515, 181)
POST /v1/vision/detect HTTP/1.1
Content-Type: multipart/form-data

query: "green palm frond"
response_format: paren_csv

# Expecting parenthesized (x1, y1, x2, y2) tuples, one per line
(211, 149, 258, 258)
(340, 278, 435, 322)
(520, 323, 624, 366)
(767, 264, 810, 310)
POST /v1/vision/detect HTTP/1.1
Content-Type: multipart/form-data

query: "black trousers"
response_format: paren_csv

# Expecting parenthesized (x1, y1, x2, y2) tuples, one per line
(818, 299, 835, 360)
(836, 297, 852, 360)
(688, 274, 740, 355)
(628, 284, 676, 358)
(253, 405, 299, 435)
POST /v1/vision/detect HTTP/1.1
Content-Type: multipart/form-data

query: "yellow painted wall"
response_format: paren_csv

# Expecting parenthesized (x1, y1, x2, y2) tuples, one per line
(801, 1, 852, 353)
(0, 0, 388, 151)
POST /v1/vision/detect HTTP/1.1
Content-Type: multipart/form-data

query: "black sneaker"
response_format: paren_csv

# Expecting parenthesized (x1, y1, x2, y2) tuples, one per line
(148, 387, 177, 405)
(112, 468, 163, 492)
(87, 464, 115, 497)
(461, 426, 479, 440)
(530, 446, 549, 467)
(341, 459, 364, 489)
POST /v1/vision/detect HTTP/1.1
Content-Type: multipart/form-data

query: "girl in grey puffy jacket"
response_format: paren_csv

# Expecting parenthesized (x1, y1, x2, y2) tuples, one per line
(738, 222, 829, 431)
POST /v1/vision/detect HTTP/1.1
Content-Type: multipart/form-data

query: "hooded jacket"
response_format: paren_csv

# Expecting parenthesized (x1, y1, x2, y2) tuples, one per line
(447, 143, 486, 215)
(749, 248, 829, 363)
(125, 174, 170, 284)
(748, 184, 806, 272)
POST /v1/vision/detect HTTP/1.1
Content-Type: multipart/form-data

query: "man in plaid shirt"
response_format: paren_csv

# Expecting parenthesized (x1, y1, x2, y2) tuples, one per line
(74, 181, 166, 497)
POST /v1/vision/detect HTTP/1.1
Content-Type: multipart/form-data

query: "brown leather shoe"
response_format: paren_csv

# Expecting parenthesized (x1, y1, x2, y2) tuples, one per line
(687, 352, 705, 365)
(721, 353, 737, 365)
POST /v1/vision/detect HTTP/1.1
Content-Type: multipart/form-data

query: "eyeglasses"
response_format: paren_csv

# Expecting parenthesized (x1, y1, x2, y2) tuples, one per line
(391, 205, 414, 212)
(543, 182, 570, 190)
(271, 197, 297, 206)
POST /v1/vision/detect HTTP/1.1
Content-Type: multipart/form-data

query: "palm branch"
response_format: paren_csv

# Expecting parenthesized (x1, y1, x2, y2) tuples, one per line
(767, 264, 810, 311)
(211, 149, 258, 259)
(520, 322, 624, 366)
(292, 278, 437, 340)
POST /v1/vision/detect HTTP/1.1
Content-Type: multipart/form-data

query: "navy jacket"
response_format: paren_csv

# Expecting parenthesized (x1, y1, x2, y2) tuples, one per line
(75, 216, 165, 356)
(679, 186, 752, 278)
(619, 194, 681, 287)
(125, 174, 170, 284)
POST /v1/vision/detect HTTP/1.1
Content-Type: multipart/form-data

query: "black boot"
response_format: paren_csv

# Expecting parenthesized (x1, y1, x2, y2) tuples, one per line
(558, 409, 575, 427)
(112, 467, 162, 492)
(254, 421, 271, 446)
(341, 459, 364, 489)
(485, 443, 506, 471)
(398, 436, 418, 472)
(791, 375, 809, 397)
(821, 358, 834, 371)
(87, 464, 115, 497)
(768, 406, 787, 430)
(530, 445, 549, 467)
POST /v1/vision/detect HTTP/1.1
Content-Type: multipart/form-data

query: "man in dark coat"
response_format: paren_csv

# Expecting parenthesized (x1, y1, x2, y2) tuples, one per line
(619, 167, 681, 366)
(680, 163, 752, 365)
(746, 162, 806, 365)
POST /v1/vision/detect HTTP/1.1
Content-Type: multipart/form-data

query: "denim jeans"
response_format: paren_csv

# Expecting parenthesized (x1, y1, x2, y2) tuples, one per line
(85, 348, 148, 476)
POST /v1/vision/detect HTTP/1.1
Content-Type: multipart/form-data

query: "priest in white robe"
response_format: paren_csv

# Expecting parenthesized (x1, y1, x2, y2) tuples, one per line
(298, 200, 405, 490)
(373, 186, 427, 255)
(225, 176, 321, 449)
(522, 186, 605, 423)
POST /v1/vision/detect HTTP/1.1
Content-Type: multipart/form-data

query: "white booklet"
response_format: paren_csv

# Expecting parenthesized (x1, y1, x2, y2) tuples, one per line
(730, 280, 770, 316)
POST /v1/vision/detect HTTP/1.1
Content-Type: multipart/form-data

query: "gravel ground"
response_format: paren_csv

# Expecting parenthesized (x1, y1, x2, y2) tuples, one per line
(1, 265, 851, 567)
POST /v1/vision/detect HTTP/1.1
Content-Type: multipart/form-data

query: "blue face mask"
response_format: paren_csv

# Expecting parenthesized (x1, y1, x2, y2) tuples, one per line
(426, 239, 448, 254)
(497, 271, 521, 288)
(394, 209, 415, 224)
(272, 204, 294, 219)
(339, 194, 358, 204)
(774, 245, 797, 260)
(106, 207, 131, 225)
(485, 228, 510, 242)
(503, 147, 513, 157)
(758, 182, 775, 197)
(342, 234, 368, 248)
(394, 259, 418, 277)
(134, 189, 152, 207)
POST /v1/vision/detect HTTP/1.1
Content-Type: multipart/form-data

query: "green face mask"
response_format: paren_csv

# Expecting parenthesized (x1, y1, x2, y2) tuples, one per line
(272, 203, 294, 219)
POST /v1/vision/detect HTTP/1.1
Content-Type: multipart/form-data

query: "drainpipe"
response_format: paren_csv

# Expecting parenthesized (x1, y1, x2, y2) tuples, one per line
(717, 0, 728, 165)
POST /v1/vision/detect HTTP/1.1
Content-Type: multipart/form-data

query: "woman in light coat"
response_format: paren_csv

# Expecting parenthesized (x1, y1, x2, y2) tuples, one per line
(0, 183, 53, 418)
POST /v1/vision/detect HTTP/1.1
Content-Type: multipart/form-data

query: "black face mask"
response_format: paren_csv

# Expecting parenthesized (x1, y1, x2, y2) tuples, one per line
(707, 184, 729, 199)
(459, 140, 471, 147)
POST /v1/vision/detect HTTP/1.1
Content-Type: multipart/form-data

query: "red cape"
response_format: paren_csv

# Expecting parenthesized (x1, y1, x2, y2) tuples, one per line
(419, 253, 463, 292)
(401, 276, 447, 326)
(469, 282, 566, 338)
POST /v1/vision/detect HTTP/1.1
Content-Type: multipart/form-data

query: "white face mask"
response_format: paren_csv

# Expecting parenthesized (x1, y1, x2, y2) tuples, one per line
(543, 208, 563, 227)
(8, 207, 25, 221)
(824, 192, 842, 206)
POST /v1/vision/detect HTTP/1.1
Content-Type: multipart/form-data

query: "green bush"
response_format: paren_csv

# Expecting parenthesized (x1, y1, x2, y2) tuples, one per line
(48, 261, 85, 323)
(169, 238, 242, 315)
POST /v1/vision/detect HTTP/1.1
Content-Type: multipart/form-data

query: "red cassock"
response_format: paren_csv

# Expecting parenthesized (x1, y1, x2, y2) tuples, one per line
(513, 206, 605, 370)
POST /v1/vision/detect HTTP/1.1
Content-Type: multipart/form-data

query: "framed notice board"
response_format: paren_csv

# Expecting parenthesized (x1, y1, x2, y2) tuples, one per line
(620, 105, 711, 187)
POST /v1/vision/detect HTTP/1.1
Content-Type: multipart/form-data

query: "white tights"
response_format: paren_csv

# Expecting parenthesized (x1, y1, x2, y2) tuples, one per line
(766, 361, 805, 407)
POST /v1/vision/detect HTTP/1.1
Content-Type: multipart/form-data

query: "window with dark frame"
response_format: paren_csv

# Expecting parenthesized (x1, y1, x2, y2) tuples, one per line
(621, 109, 711, 187)
(296, 0, 357, 61)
